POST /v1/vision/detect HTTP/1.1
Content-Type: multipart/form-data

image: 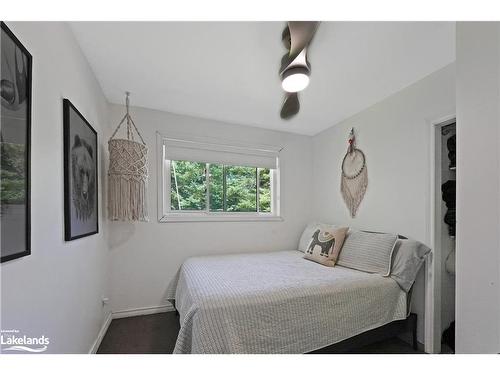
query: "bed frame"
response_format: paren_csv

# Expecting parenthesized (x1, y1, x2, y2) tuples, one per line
(308, 313, 418, 353)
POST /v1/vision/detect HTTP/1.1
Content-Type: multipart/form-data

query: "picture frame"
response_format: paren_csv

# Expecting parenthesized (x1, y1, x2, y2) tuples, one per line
(1, 22, 32, 263)
(63, 99, 98, 241)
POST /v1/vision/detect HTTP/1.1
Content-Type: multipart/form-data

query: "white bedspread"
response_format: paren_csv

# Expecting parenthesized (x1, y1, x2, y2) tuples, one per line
(167, 250, 407, 354)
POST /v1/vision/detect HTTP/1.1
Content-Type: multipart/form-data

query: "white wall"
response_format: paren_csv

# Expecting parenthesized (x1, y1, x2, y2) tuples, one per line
(311, 64, 456, 344)
(0, 22, 110, 353)
(455, 22, 500, 354)
(107, 104, 313, 313)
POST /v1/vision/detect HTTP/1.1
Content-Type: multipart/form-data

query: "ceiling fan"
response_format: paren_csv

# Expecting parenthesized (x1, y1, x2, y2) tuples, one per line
(279, 21, 320, 120)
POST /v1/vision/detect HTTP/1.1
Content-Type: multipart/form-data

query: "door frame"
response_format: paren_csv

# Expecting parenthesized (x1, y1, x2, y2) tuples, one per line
(426, 114, 456, 353)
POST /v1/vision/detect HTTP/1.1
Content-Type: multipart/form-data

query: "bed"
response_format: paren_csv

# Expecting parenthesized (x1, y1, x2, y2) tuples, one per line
(167, 250, 410, 354)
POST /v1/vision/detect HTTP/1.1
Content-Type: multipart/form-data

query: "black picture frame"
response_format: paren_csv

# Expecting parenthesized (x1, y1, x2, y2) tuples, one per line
(1, 22, 32, 263)
(63, 99, 99, 241)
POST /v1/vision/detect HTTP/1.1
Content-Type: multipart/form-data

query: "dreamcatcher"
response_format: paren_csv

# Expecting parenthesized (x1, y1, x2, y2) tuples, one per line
(341, 128, 368, 218)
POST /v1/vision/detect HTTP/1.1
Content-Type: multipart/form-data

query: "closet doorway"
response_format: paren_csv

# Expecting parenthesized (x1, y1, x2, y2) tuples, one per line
(429, 117, 456, 354)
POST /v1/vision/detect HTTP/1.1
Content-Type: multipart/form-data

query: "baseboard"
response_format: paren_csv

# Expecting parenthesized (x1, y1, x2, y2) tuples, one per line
(111, 303, 175, 319)
(89, 312, 112, 354)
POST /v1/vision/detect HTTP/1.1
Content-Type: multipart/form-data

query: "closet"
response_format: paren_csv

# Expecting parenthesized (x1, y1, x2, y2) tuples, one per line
(438, 121, 456, 353)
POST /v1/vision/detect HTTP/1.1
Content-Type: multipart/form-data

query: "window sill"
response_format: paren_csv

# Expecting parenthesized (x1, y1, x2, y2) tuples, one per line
(158, 214, 284, 223)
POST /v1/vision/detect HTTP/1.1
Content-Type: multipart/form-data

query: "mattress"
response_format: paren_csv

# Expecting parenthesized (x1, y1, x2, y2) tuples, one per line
(166, 250, 407, 354)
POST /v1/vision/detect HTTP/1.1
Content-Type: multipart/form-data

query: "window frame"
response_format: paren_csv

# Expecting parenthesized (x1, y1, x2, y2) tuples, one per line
(157, 133, 282, 222)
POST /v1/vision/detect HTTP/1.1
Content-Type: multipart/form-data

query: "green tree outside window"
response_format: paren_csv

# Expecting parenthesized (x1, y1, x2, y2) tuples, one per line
(170, 160, 272, 213)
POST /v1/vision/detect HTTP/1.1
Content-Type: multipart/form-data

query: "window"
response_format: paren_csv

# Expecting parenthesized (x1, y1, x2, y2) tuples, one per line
(170, 161, 270, 213)
(158, 135, 281, 222)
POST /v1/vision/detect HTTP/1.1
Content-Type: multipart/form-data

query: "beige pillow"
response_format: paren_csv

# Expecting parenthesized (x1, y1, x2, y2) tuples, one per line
(303, 227, 349, 267)
(298, 222, 338, 252)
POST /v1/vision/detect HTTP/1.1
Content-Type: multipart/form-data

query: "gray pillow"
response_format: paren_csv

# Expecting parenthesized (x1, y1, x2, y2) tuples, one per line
(298, 222, 337, 252)
(337, 230, 398, 276)
(390, 239, 431, 292)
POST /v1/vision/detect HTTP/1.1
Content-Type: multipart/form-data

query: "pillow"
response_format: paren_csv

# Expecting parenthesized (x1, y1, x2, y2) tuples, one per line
(390, 239, 431, 292)
(303, 227, 349, 267)
(337, 230, 398, 276)
(298, 222, 337, 252)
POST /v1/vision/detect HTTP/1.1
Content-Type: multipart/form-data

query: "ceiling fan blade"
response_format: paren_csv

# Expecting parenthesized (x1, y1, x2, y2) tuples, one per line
(278, 22, 319, 120)
(281, 26, 291, 50)
(280, 93, 300, 120)
(280, 22, 318, 75)
(288, 21, 319, 60)
(280, 52, 292, 74)
(280, 48, 310, 75)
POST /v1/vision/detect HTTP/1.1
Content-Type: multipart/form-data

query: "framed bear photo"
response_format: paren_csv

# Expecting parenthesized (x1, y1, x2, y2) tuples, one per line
(63, 99, 98, 241)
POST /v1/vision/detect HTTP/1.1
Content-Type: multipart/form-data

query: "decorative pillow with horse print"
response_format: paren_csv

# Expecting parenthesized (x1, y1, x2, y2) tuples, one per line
(303, 227, 349, 267)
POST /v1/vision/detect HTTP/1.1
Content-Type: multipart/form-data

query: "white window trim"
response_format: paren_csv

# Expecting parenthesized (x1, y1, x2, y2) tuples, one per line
(157, 132, 283, 223)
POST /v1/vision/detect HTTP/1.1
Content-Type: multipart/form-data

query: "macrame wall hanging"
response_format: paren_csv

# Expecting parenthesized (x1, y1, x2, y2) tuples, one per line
(341, 128, 368, 218)
(108, 92, 149, 221)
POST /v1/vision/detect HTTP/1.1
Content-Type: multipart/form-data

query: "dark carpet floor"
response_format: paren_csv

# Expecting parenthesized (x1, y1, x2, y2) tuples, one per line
(97, 312, 423, 354)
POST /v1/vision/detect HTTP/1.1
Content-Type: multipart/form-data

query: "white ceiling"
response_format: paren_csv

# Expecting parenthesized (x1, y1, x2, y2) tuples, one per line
(70, 22, 455, 136)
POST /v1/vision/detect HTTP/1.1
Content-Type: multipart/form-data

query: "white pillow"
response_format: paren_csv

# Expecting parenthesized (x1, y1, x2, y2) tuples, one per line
(337, 230, 398, 276)
(298, 222, 337, 252)
(390, 239, 431, 292)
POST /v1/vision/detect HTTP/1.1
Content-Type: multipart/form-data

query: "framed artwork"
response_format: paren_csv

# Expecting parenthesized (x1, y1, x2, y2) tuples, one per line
(63, 99, 98, 241)
(1, 22, 32, 263)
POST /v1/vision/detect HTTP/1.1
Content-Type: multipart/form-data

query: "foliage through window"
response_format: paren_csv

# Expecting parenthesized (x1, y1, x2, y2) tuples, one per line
(170, 161, 206, 211)
(170, 160, 272, 214)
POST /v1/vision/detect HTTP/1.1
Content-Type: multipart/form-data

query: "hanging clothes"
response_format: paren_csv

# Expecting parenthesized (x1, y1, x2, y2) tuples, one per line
(447, 134, 456, 169)
(441, 180, 456, 236)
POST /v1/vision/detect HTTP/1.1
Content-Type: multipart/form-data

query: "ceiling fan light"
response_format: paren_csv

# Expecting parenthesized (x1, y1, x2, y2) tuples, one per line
(281, 67, 310, 93)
